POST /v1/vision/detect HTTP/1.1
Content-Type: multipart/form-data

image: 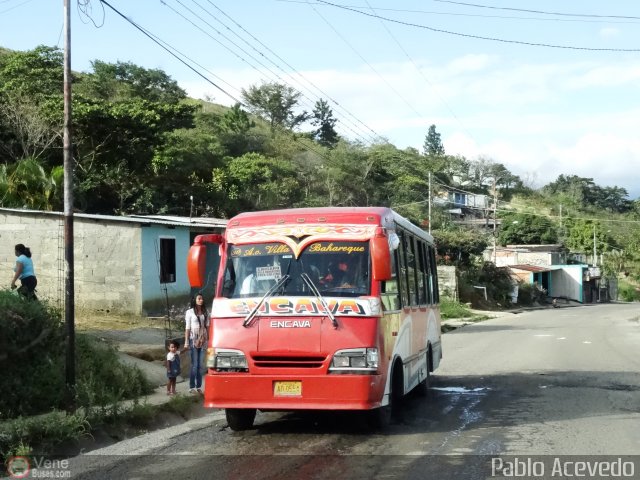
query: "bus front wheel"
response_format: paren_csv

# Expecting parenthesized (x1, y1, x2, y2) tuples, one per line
(225, 408, 256, 431)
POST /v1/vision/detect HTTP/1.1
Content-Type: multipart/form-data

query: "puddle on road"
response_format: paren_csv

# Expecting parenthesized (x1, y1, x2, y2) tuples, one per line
(432, 386, 491, 394)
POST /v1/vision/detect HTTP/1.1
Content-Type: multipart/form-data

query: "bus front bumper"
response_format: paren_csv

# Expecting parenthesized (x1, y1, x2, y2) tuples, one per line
(203, 372, 386, 410)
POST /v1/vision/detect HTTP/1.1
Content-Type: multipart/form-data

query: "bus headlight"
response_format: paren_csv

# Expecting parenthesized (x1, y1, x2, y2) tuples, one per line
(209, 348, 248, 372)
(329, 348, 378, 373)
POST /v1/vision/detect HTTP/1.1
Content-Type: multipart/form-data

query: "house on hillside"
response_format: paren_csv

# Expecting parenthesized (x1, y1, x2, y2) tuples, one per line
(0, 208, 226, 315)
(484, 244, 603, 303)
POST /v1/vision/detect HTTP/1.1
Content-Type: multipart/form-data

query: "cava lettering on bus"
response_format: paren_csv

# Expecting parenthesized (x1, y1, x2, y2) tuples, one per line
(219, 297, 371, 316)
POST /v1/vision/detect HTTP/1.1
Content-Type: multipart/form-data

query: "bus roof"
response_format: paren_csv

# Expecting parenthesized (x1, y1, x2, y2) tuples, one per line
(227, 207, 433, 243)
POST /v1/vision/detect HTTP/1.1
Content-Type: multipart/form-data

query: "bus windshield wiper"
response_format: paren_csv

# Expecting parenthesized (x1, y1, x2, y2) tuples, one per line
(301, 273, 338, 329)
(242, 274, 290, 328)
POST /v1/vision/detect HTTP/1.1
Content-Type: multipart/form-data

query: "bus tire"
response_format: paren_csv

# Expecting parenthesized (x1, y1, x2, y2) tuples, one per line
(225, 408, 256, 431)
(416, 350, 431, 397)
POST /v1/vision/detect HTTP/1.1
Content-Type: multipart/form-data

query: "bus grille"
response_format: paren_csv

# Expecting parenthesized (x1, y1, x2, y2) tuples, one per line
(252, 355, 326, 369)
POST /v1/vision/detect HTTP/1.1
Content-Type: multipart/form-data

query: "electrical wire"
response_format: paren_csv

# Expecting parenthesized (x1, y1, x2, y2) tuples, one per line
(162, 0, 376, 144)
(315, 0, 640, 52)
(276, 1, 640, 24)
(99, 0, 243, 104)
(306, 0, 429, 127)
(430, 0, 640, 21)
(0, 0, 33, 14)
(203, 0, 382, 142)
(362, 0, 477, 145)
(99, 0, 343, 167)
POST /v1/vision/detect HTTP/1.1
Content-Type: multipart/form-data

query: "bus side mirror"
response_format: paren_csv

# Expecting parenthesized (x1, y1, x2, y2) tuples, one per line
(371, 234, 392, 281)
(187, 234, 224, 288)
(187, 245, 207, 288)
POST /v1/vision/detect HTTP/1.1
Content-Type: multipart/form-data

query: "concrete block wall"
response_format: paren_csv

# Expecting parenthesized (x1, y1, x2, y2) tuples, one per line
(0, 211, 142, 314)
(437, 265, 458, 300)
(0, 212, 62, 303)
(74, 219, 142, 313)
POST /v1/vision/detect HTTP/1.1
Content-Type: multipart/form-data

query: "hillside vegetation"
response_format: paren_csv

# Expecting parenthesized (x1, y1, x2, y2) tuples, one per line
(1, 45, 639, 282)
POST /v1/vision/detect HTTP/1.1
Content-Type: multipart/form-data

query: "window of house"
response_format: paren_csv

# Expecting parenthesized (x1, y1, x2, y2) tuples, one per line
(160, 237, 176, 284)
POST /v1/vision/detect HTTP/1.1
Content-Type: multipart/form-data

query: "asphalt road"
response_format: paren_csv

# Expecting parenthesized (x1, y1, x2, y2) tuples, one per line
(68, 303, 640, 479)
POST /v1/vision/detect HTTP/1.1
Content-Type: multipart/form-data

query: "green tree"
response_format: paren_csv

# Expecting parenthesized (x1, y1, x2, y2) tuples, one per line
(71, 95, 196, 213)
(497, 212, 558, 245)
(241, 82, 309, 133)
(0, 157, 62, 210)
(311, 99, 338, 148)
(564, 219, 608, 257)
(74, 60, 187, 103)
(0, 46, 64, 166)
(423, 124, 445, 157)
(432, 228, 489, 266)
(210, 152, 303, 215)
(214, 103, 261, 156)
(0, 45, 63, 99)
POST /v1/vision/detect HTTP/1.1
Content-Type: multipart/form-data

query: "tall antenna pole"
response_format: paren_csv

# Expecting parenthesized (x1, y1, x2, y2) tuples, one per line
(63, 0, 76, 410)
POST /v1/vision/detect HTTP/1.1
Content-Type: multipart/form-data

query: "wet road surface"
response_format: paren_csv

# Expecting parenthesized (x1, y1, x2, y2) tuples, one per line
(70, 303, 640, 479)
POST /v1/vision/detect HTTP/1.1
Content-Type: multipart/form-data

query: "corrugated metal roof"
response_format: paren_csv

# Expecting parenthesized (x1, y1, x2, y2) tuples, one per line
(509, 264, 553, 273)
(0, 208, 227, 229)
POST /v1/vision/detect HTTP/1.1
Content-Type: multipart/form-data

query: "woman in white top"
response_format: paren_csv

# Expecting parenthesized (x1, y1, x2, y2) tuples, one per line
(184, 293, 209, 394)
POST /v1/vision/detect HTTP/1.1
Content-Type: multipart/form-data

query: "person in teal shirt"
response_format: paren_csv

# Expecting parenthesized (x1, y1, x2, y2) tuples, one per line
(11, 243, 37, 299)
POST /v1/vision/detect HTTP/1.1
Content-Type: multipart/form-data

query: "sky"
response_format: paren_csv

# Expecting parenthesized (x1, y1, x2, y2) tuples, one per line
(2, 0, 640, 198)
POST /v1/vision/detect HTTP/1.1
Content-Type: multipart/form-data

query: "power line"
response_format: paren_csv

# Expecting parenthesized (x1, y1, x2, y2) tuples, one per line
(0, 0, 33, 14)
(203, 0, 383, 142)
(430, 0, 640, 21)
(99, 1, 341, 167)
(362, 0, 477, 145)
(100, 0, 242, 103)
(160, 0, 376, 144)
(277, 0, 640, 24)
(180, 0, 378, 143)
(306, 0, 430, 129)
(398, 181, 640, 226)
(315, 0, 640, 52)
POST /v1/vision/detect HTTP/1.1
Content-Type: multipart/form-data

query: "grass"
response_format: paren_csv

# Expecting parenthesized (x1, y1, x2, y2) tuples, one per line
(618, 279, 640, 302)
(75, 312, 165, 332)
(440, 297, 476, 319)
(0, 393, 203, 463)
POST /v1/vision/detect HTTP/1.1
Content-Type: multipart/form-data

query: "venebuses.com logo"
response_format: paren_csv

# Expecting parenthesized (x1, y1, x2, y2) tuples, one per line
(6, 456, 30, 478)
(6, 456, 71, 478)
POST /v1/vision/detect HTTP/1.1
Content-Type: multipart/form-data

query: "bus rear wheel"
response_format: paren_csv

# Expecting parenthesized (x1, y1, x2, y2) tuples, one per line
(225, 408, 256, 431)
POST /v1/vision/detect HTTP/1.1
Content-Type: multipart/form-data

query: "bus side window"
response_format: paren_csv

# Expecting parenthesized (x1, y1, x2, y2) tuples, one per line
(406, 235, 417, 307)
(416, 240, 427, 305)
(381, 249, 401, 311)
(397, 229, 410, 308)
(429, 246, 440, 303)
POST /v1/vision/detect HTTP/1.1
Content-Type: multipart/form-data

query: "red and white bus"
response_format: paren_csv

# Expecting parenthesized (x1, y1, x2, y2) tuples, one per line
(187, 207, 442, 430)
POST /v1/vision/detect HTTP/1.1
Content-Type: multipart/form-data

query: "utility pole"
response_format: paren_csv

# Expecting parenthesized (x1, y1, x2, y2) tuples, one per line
(559, 204, 563, 239)
(492, 178, 498, 264)
(428, 172, 431, 234)
(593, 224, 597, 266)
(63, 0, 76, 411)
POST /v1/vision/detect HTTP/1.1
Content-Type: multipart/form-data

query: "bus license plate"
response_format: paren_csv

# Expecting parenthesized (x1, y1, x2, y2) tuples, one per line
(273, 381, 302, 396)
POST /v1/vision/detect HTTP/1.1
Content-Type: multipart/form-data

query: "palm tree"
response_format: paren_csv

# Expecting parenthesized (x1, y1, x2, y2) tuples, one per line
(0, 157, 62, 210)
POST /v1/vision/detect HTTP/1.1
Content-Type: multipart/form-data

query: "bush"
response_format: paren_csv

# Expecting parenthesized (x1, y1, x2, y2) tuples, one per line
(516, 283, 547, 306)
(0, 411, 89, 461)
(0, 290, 154, 420)
(458, 261, 514, 308)
(440, 297, 474, 319)
(618, 281, 640, 302)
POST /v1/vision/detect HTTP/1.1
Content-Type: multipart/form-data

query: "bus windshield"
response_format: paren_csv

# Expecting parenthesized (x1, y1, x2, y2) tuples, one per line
(221, 241, 370, 298)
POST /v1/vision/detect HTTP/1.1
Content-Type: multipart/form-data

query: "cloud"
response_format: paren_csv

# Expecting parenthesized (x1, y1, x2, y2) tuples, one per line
(177, 55, 640, 198)
(599, 27, 620, 39)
